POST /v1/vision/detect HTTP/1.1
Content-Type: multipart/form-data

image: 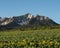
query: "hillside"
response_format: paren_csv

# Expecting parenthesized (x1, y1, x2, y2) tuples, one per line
(0, 13, 59, 30)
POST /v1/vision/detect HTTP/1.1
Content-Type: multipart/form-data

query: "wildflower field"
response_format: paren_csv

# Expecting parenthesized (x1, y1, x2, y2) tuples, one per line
(0, 29, 60, 48)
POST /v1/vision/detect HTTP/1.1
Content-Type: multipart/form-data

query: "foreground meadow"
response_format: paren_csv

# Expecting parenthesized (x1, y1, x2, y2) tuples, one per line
(0, 29, 60, 48)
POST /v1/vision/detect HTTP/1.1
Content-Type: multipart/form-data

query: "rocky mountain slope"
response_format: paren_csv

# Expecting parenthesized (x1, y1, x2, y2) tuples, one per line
(0, 13, 58, 29)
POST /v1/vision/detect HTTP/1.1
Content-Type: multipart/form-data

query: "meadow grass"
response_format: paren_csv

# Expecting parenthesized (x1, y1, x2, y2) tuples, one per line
(0, 29, 60, 48)
(0, 29, 60, 41)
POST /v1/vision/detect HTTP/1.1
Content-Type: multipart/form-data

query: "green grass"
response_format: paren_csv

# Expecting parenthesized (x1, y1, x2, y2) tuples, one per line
(0, 29, 60, 41)
(0, 29, 60, 48)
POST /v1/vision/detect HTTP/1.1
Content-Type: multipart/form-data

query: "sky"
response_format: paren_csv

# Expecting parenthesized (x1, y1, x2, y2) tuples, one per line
(0, 0, 60, 24)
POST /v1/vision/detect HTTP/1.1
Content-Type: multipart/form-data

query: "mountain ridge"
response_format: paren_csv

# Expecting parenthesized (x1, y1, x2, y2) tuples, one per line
(0, 13, 59, 29)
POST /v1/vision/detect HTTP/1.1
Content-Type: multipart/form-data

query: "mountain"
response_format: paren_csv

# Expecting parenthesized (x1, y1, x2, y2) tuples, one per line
(0, 13, 58, 29)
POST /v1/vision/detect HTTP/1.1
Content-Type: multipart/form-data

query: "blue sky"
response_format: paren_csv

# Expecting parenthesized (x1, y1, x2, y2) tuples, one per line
(0, 0, 60, 24)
